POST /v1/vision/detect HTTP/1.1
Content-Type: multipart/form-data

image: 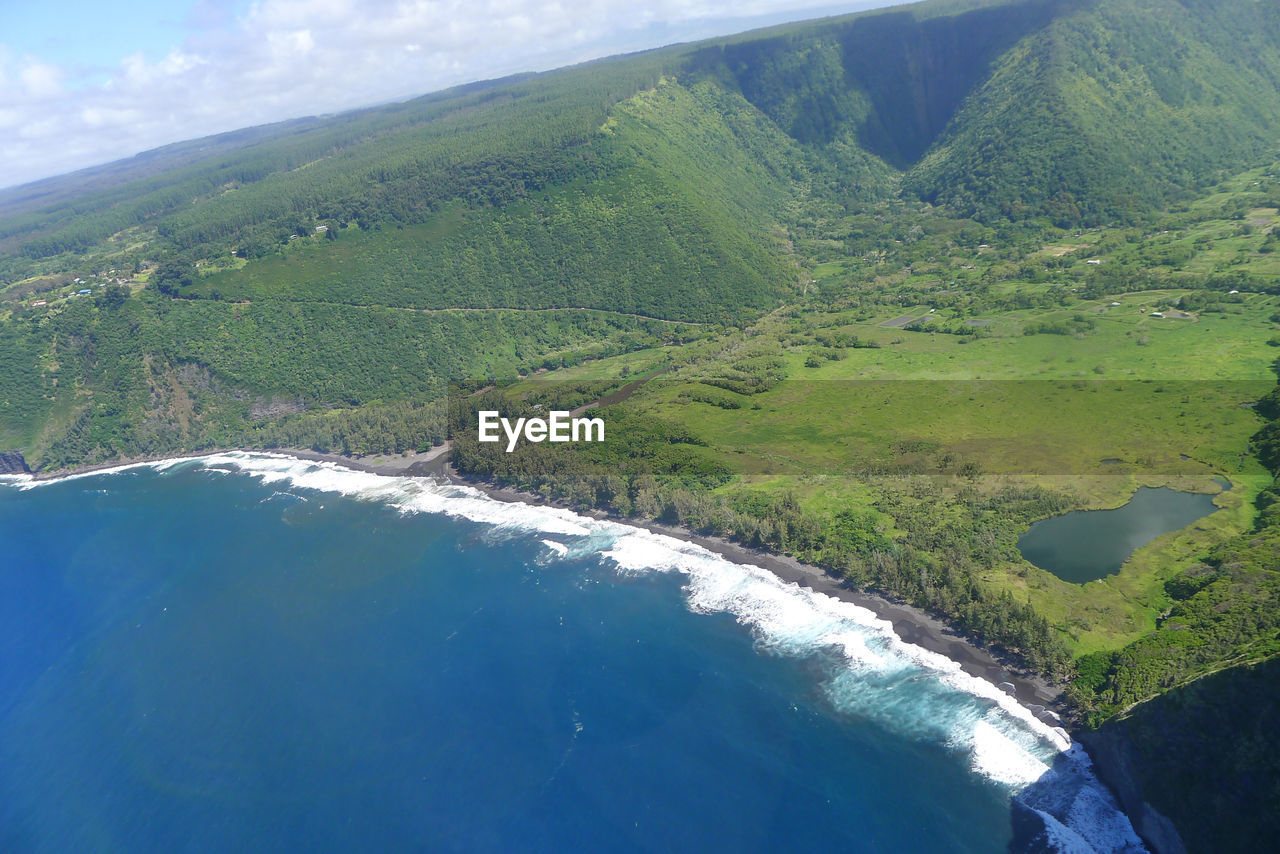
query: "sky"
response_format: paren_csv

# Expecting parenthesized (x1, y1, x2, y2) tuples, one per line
(0, 0, 893, 190)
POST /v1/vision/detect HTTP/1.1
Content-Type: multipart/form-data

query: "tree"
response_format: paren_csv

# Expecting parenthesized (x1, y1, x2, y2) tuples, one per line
(95, 284, 129, 311)
(152, 259, 192, 296)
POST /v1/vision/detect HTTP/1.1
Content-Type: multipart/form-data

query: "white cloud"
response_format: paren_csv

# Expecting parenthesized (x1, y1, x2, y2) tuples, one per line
(19, 59, 64, 99)
(0, 0, 879, 189)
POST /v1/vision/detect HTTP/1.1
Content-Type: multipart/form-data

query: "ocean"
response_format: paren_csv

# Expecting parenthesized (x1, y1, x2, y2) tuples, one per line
(0, 453, 1144, 852)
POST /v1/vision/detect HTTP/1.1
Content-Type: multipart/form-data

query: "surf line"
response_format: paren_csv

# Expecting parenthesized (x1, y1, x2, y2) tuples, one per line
(478, 410, 605, 453)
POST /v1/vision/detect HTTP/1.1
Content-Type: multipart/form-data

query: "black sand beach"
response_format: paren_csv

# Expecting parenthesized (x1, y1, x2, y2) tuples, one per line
(433, 462, 1065, 715)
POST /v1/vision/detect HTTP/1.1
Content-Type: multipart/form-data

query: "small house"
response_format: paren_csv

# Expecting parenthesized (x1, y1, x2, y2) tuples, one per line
(78, 289, 91, 295)
(31, 299, 46, 307)
(1149, 311, 1164, 318)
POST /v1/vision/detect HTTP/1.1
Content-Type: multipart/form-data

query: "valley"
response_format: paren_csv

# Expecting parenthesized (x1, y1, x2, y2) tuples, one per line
(3, 1, 1280, 849)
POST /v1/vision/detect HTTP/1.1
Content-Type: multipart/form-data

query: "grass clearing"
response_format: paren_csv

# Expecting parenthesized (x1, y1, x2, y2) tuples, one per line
(586, 257, 1280, 657)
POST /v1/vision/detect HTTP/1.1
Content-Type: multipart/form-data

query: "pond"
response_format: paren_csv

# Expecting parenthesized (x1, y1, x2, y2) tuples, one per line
(1017, 487, 1219, 584)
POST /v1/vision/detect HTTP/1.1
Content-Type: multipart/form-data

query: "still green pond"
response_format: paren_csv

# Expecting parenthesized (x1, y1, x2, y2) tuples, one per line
(1017, 487, 1218, 584)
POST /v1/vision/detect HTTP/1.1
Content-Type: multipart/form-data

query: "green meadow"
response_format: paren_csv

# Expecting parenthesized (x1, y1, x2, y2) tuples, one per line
(512, 178, 1280, 658)
(623, 285, 1274, 652)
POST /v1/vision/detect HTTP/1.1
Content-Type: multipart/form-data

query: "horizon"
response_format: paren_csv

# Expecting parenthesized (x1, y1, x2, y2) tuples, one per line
(0, 0, 894, 193)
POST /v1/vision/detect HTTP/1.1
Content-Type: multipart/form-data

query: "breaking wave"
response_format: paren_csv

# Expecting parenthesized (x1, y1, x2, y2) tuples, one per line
(5, 451, 1146, 852)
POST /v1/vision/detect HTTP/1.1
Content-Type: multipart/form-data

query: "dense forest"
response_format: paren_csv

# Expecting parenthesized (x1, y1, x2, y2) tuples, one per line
(4, 2, 1280, 849)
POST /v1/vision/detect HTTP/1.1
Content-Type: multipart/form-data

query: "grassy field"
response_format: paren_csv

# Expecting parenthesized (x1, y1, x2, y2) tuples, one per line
(520, 185, 1280, 658)
(634, 290, 1275, 468)
(441, 158, 1280, 663)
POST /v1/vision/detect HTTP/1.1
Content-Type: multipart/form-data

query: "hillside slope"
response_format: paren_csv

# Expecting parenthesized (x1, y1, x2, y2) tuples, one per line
(907, 0, 1280, 222)
(0, 73, 802, 467)
(686, 0, 1280, 222)
(4, 0, 1280, 465)
(1082, 655, 1280, 854)
(187, 80, 802, 324)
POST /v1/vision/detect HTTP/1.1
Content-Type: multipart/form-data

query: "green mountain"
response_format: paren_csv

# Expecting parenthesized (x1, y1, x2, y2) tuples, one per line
(7, 0, 1280, 266)
(4, 1, 1280, 848)
(688, 0, 1280, 221)
(907, 0, 1280, 222)
(4, 0, 1280, 471)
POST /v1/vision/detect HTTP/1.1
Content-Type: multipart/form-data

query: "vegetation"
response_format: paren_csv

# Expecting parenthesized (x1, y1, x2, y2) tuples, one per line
(4, 2, 1280, 846)
(4, 288, 704, 469)
(453, 391, 1078, 674)
(1082, 656, 1280, 854)
(907, 0, 1280, 224)
(1068, 359, 1280, 725)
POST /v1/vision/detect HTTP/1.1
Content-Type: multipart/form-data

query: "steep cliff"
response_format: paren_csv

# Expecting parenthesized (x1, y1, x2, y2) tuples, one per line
(0, 451, 30, 475)
(1081, 657, 1280, 853)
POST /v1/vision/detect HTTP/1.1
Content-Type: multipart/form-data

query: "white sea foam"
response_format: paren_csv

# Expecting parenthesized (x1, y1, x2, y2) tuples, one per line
(198, 452, 595, 538)
(1032, 807, 1099, 854)
(969, 720, 1052, 787)
(6, 450, 1146, 852)
(541, 539, 569, 557)
(4, 454, 211, 490)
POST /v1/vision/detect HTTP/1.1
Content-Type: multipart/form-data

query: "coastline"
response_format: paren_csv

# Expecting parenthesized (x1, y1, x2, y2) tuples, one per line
(6, 444, 1156, 853)
(24, 444, 452, 483)
(433, 461, 1066, 717)
(26, 443, 1065, 720)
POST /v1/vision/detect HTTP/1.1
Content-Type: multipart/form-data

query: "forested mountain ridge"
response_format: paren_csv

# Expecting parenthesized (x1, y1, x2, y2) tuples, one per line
(5, 2, 1280, 849)
(0, 61, 670, 265)
(4, 0, 1280, 476)
(687, 0, 1280, 221)
(6, 0, 1280, 278)
(184, 80, 804, 323)
(908, 0, 1280, 222)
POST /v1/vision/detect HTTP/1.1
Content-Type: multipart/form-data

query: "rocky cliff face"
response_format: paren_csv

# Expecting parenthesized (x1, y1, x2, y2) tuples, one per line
(0, 451, 30, 474)
(1079, 657, 1280, 854)
(1078, 729, 1188, 854)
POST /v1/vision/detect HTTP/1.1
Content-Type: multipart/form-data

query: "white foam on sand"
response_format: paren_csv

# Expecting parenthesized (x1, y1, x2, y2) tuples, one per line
(5, 450, 1146, 852)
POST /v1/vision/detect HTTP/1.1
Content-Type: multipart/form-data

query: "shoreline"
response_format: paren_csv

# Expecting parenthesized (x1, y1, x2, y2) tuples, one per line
(435, 462, 1067, 718)
(23, 444, 452, 483)
(26, 443, 1066, 721)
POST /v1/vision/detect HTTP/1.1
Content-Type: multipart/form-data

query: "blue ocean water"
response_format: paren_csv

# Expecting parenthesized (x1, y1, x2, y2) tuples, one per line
(0, 455, 1143, 852)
